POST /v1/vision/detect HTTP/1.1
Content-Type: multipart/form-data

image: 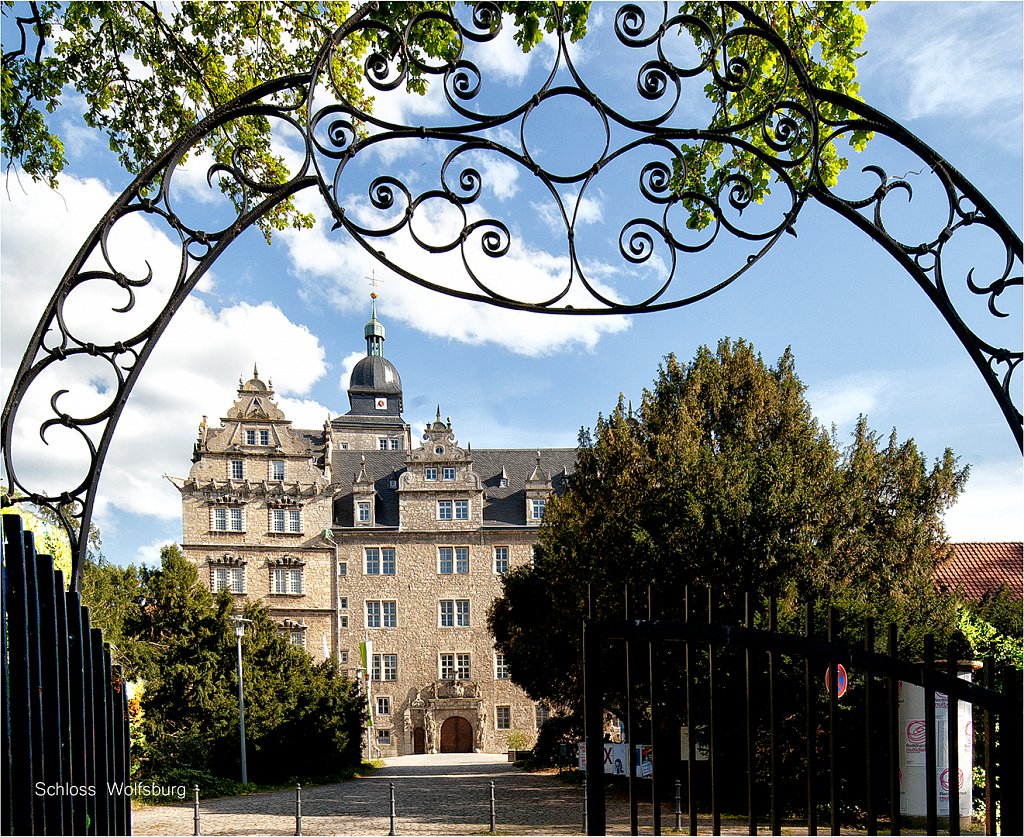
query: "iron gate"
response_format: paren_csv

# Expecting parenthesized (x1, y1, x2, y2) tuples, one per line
(582, 587, 1022, 835)
(2, 513, 132, 835)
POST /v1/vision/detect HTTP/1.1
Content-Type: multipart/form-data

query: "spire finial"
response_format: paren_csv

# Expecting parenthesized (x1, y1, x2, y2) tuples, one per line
(253, 363, 259, 379)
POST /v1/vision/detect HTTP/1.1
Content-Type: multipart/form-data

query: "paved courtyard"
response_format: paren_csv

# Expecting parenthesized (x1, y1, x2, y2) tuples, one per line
(129, 753, 836, 836)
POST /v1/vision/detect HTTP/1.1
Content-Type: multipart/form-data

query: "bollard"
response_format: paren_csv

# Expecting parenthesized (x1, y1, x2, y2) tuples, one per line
(389, 782, 397, 836)
(581, 779, 587, 834)
(295, 783, 302, 836)
(193, 785, 200, 836)
(674, 779, 682, 833)
(489, 781, 496, 834)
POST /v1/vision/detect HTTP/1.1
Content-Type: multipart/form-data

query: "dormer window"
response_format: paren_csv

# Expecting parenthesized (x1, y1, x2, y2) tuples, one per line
(246, 428, 270, 446)
(442, 467, 456, 481)
(530, 498, 546, 521)
(425, 466, 438, 482)
(357, 501, 372, 523)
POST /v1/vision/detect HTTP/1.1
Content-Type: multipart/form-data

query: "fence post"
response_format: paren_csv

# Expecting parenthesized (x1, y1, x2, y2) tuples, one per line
(192, 785, 200, 836)
(388, 781, 397, 836)
(674, 779, 682, 832)
(295, 783, 302, 836)
(581, 779, 587, 833)
(489, 780, 496, 834)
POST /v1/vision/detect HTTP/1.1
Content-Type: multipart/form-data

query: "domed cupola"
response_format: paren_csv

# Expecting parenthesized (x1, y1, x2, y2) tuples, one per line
(347, 296, 403, 416)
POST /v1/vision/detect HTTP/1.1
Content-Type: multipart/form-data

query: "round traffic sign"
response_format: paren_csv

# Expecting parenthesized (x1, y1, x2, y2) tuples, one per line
(825, 663, 848, 698)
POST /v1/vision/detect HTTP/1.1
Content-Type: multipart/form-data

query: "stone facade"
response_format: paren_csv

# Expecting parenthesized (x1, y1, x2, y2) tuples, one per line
(169, 307, 574, 757)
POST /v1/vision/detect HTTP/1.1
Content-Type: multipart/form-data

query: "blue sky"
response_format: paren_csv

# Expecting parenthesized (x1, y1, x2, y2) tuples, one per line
(2, 2, 1021, 566)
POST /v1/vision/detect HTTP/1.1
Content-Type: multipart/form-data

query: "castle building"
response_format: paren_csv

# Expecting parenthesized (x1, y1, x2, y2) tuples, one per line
(169, 304, 574, 756)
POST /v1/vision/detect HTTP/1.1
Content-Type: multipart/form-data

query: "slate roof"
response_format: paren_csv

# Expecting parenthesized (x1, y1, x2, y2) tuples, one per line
(331, 447, 577, 528)
(935, 542, 1023, 600)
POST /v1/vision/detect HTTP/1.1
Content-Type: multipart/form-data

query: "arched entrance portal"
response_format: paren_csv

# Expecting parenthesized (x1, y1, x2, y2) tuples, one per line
(439, 716, 474, 753)
(1, 2, 1020, 589)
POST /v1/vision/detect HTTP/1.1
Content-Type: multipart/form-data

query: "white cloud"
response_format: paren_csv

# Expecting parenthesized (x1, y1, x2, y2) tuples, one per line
(1, 174, 332, 529)
(862, 4, 1023, 142)
(807, 374, 885, 432)
(944, 461, 1024, 543)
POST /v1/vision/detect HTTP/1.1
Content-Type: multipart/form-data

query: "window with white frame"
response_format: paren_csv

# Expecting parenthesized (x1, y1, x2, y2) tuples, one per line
(494, 546, 509, 574)
(442, 466, 456, 481)
(246, 428, 271, 446)
(389, 438, 400, 450)
(229, 459, 244, 480)
(376, 696, 391, 716)
(437, 500, 452, 520)
(454, 500, 469, 520)
(211, 506, 244, 532)
(340, 597, 348, 610)
(378, 438, 389, 451)
(372, 653, 397, 681)
(357, 501, 371, 523)
(377, 728, 392, 745)
(270, 566, 303, 595)
(340, 650, 349, 664)
(365, 547, 396, 575)
(530, 498, 546, 521)
(535, 703, 550, 729)
(270, 460, 285, 481)
(439, 599, 470, 628)
(269, 507, 302, 533)
(495, 651, 510, 680)
(496, 705, 511, 730)
(340, 615, 348, 628)
(439, 653, 471, 680)
(287, 628, 305, 647)
(424, 466, 438, 481)
(366, 600, 397, 629)
(211, 565, 245, 593)
(438, 546, 469, 574)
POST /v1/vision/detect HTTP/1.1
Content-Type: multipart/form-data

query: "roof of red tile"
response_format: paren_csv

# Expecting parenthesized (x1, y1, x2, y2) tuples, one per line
(935, 543, 1022, 601)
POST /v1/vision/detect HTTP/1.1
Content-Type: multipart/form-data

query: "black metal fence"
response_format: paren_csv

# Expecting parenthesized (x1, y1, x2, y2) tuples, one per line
(583, 587, 1023, 835)
(2, 513, 132, 835)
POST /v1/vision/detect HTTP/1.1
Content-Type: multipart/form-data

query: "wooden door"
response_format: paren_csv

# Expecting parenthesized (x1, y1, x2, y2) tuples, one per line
(439, 716, 473, 753)
(413, 726, 425, 754)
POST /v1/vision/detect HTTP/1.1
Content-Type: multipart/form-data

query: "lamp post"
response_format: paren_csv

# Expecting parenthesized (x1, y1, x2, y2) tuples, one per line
(230, 615, 252, 785)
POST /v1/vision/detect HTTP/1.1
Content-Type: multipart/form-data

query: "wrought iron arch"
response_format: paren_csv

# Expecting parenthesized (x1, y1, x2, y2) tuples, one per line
(2, 1, 1020, 588)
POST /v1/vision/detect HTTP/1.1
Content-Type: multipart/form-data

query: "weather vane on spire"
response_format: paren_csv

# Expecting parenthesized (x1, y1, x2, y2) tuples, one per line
(366, 270, 383, 301)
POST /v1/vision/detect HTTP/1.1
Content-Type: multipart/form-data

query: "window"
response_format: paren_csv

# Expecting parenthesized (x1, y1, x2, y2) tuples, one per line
(438, 547, 469, 575)
(496, 705, 511, 730)
(365, 547, 396, 575)
(454, 500, 469, 520)
(340, 597, 348, 610)
(288, 629, 305, 647)
(434, 446, 444, 455)
(269, 507, 302, 533)
(376, 696, 391, 716)
(367, 600, 397, 628)
(390, 439, 400, 450)
(442, 466, 456, 481)
(340, 650, 349, 665)
(338, 561, 347, 577)
(211, 507, 244, 532)
(212, 565, 244, 593)
(271, 566, 303, 595)
(530, 498, 546, 521)
(340, 615, 349, 628)
(494, 546, 510, 574)
(229, 459, 244, 480)
(535, 703, 550, 729)
(270, 460, 285, 481)
(378, 438, 389, 451)
(246, 429, 270, 446)
(495, 651, 510, 680)
(439, 599, 470, 628)
(377, 729, 392, 745)
(372, 654, 397, 681)
(424, 466, 438, 482)
(438, 500, 452, 520)
(439, 653, 471, 680)
(357, 502, 371, 523)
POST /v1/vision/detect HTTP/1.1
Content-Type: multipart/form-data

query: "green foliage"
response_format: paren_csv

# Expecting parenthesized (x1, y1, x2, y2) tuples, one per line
(80, 543, 365, 793)
(489, 339, 966, 718)
(1, 1, 589, 240)
(671, 2, 874, 229)
(957, 587, 1023, 669)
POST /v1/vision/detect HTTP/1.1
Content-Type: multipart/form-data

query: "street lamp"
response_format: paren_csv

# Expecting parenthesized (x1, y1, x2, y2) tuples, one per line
(230, 614, 252, 785)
